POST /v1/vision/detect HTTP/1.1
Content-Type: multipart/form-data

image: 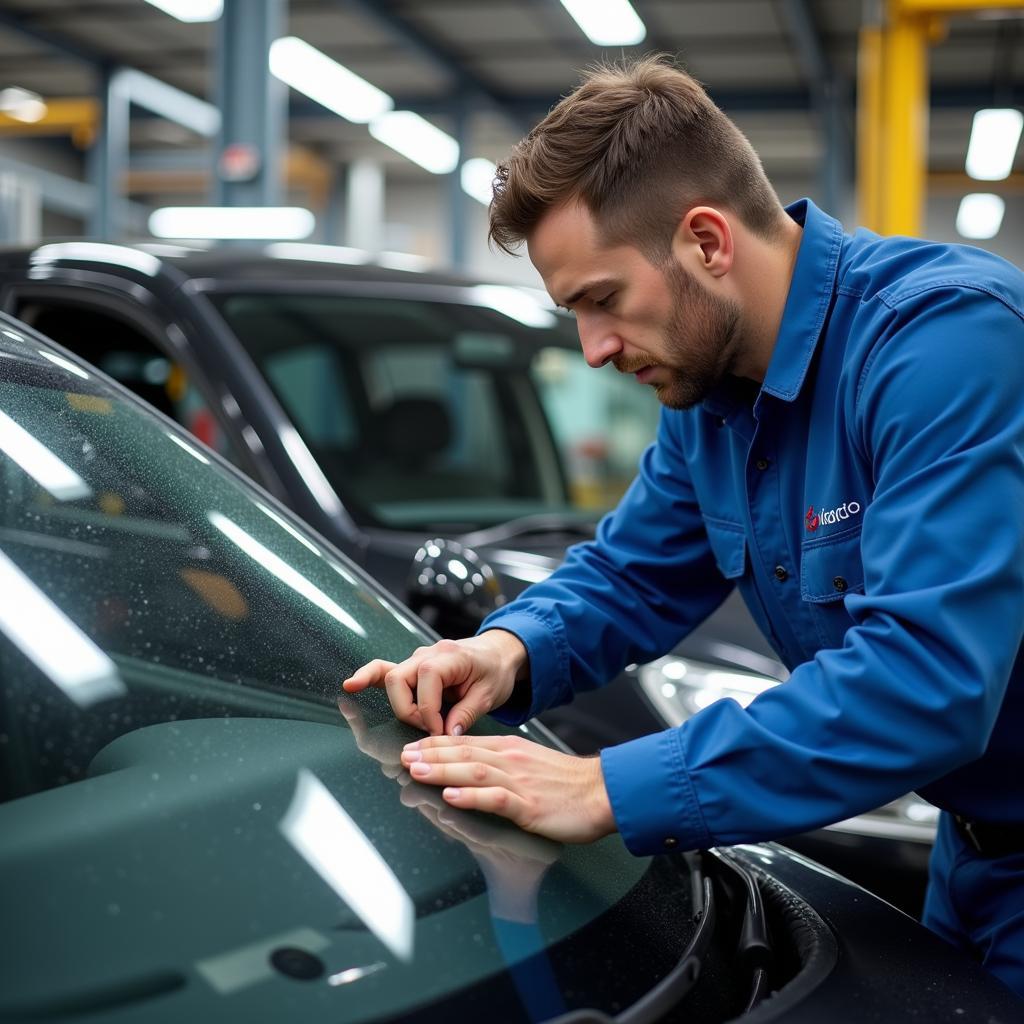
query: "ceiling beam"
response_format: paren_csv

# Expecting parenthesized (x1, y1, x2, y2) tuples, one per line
(333, 0, 533, 132)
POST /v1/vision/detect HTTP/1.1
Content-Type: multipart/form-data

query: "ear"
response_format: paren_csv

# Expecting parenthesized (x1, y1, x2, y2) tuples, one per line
(671, 206, 734, 279)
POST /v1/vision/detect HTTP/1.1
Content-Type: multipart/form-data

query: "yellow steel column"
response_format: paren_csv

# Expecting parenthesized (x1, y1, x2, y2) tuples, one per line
(880, 3, 930, 236)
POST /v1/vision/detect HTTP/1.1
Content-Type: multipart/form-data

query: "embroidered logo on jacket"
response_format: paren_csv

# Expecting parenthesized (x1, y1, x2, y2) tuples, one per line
(805, 501, 861, 532)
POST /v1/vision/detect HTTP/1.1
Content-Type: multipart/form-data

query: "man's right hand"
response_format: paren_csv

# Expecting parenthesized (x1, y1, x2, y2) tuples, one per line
(341, 629, 528, 737)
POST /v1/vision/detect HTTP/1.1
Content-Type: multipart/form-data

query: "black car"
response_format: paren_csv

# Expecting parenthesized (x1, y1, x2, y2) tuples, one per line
(0, 242, 934, 912)
(0, 312, 1020, 1022)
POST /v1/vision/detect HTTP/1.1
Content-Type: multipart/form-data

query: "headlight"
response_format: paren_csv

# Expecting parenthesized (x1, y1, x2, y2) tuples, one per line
(637, 655, 782, 726)
(636, 655, 938, 844)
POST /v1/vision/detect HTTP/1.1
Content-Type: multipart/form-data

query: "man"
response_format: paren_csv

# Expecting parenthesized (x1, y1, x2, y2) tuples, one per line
(344, 57, 1024, 995)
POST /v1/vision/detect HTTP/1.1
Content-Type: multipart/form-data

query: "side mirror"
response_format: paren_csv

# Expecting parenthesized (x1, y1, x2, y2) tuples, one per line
(406, 538, 505, 638)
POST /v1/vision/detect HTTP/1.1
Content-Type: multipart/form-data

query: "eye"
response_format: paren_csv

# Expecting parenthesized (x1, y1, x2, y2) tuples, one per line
(595, 292, 616, 309)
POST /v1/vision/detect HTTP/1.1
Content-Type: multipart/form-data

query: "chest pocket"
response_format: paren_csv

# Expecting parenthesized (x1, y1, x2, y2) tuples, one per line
(800, 526, 865, 648)
(703, 517, 746, 579)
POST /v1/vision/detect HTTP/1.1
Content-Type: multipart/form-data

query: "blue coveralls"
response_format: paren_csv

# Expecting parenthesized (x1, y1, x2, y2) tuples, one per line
(484, 199, 1024, 995)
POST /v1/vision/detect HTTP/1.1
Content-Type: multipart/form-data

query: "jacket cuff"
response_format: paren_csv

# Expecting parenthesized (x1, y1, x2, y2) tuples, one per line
(600, 728, 713, 856)
(477, 608, 568, 724)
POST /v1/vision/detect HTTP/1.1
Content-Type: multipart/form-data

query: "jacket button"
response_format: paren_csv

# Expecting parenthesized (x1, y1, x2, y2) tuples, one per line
(663, 837, 679, 850)
(774, 565, 789, 582)
(716, 416, 727, 428)
(755, 458, 770, 471)
(833, 576, 848, 592)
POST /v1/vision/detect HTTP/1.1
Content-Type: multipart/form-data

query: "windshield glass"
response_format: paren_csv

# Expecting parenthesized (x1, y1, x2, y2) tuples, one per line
(211, 291, 659, 530)
(0, 321, 695, 1022)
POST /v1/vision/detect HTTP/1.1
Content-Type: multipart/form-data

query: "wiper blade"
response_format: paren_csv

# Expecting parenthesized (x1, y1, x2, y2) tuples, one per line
(545, 851, 717, 1024)
(713, 849, 774, 1013)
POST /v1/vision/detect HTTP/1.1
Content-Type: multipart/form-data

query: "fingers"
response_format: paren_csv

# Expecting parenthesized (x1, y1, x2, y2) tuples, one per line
(342, 659, 395, 693)
(442, 786, 528, 825)
(407, 734, 515, 752)
(413, 662, 445, 736)
(407, 758, 510, 789)
(443, 690, 490, 737)
(402, 742, 507, 768)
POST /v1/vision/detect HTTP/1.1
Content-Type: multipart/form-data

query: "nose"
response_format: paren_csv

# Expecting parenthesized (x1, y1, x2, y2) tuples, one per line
(577, 312, 622, 368)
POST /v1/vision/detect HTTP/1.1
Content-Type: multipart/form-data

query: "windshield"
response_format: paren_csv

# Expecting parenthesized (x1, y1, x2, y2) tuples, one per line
(211, 291, 659, 531)
(0, 321, 696, 1022)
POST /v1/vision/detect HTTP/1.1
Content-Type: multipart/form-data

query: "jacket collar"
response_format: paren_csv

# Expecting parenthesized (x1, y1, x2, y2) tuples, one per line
(701, 198, 844, 419)
(760, 198, 845, 402)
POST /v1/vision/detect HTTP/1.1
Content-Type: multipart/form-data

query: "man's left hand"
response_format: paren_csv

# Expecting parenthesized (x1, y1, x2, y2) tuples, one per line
(400, 734, 617, 844)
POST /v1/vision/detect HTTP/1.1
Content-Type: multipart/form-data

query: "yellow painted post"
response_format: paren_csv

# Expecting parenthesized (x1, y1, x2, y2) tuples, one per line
(879, 3, 930, 235)
(857, 24, 885, 231)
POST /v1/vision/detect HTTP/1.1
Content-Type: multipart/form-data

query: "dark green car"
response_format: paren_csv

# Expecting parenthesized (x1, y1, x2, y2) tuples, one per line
(1, 313, 1020, 1023)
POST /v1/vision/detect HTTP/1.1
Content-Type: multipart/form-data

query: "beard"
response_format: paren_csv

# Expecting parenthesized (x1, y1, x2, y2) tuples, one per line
(616, 263, 742, 410)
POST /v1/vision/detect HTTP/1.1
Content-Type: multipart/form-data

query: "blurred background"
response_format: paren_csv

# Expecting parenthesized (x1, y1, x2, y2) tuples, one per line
(0, 0, 1021, 282)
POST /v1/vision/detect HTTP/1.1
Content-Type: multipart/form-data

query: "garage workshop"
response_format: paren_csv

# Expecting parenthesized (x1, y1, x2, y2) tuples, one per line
(1, 2, 1023, 1021)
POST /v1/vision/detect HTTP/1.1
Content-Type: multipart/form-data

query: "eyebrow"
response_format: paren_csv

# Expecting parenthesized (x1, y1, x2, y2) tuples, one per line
(558, 278, 618, 308)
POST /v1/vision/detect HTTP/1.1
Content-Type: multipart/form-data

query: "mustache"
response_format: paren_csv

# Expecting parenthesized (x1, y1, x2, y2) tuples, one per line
(612, 355, 655, 374)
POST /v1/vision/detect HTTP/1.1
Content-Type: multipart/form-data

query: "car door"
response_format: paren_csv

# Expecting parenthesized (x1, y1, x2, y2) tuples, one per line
(3, 281, 264, 480)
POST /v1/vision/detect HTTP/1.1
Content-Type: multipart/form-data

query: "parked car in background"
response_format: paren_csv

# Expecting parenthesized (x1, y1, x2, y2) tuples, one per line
(0, 242, 935, 913)
(1, 312, 1020, 1022)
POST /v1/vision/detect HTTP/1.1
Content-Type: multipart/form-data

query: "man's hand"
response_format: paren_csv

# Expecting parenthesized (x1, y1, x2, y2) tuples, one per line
(342, 630, 527, 736)
(399, 734, 617, 845)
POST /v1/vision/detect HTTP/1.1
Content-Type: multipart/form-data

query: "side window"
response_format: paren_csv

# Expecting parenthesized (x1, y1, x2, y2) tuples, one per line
(532, 346, 660, 508)
(263, 346, 356, 448)
(15, 301, 244, 467)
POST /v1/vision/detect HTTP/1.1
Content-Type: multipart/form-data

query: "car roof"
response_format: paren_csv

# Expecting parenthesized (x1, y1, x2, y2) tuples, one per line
(0, 241, 522, 293)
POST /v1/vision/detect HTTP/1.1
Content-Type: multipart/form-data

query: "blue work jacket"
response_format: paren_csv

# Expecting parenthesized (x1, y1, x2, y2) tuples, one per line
(484, 199, 1024, 856)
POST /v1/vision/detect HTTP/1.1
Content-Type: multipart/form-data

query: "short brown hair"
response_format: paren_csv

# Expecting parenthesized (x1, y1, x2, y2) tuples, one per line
(489, 56, 785, 259)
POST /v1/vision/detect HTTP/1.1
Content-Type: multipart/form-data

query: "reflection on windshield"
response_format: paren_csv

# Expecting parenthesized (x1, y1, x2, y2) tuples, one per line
(339, 693, 567, 1019)
(279, 768, 415, 962)
(0, 330, 427, 802)
(0, 547, 125, 707)
(208, 511, 367, 637)
(0, 407, 92, 501)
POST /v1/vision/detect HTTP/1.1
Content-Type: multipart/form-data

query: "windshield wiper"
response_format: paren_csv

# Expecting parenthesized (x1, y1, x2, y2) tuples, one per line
(544, 851, 717, 1024)
(714, 849, 774, 1013)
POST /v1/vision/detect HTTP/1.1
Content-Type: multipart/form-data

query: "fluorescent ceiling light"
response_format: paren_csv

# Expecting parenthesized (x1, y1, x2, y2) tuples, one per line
(965, 108, 1023, 180)
(270, 36, 393, 123)
(461, 158, 497, 206)
(143, 0, 223, 21)
(279, 769, 414, 961)
(956, 193, 1005, 239)
(471, 285, 557, 329)
(208, 511, 365, 636)
(0, 87, 46, 123)
(369, 111, 459, 175)
(149, 207, 315, 240)
(0, 548, 125, 708)
(0, 408, 92, 501)
(558, 0, 646, 45)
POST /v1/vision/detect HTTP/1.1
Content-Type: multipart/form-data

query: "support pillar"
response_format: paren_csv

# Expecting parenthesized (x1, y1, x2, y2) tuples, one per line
(345, 160, 384, 254)
(90, 67, 129, 239)
(213, 0, 285, 207)
(447, 103, 469, 271)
